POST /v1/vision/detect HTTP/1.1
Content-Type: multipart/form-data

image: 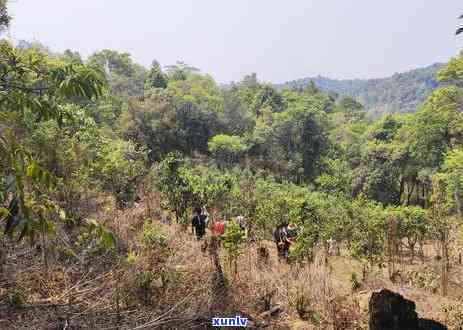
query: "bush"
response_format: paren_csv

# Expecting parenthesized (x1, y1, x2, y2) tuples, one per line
(139, 221, 169, 250)
(93, 138, 147, 207)
(405, 266, 440, 293)
(208, 134, 248, 168)
(55, 245, 78, 263)
(349, 196, 387, 265)
(221, 220, 246, 275)
(76, 220, 117, 261)
(136, 270, 155, 305)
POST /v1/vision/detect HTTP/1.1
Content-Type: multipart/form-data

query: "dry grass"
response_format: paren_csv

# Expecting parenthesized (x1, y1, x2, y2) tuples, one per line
(0, 199, 462, 329)
(223, 242, 364, 329)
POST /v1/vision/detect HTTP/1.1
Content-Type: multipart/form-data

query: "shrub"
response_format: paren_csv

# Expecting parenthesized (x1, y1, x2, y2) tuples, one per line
(76, 220, 117, 262)
(93, 138, 147, 207)
(405, 266, 440, 293)
(208, 134, 248, 168)
(139, 221, 169, 250)
(349, 196, 387, 265)
(221, 220, 246, 275)
(136, 270, 155, 305)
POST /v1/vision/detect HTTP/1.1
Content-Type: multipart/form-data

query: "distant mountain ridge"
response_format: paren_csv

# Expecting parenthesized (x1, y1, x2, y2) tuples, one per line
(278, 63, 444, 115)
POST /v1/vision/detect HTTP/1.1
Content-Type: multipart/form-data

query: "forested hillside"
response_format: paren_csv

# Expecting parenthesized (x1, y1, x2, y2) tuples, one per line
(279, 63, 443, 116)
(1, 1, 463, 329)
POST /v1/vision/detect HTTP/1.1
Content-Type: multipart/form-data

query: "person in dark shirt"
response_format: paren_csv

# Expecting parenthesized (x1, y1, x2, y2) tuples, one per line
(192, 206, 207, 240)
(273, 222, 298, 262)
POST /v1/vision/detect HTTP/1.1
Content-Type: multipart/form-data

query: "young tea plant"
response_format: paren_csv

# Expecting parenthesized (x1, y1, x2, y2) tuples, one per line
(221, 220, 246, 276)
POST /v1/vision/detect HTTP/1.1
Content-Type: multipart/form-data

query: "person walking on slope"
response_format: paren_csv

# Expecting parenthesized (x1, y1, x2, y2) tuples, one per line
(273, 222, 298, 262)
(236, 215, 248, 238)
(236, 215, 247, 231)
(192, 206, 207, 240)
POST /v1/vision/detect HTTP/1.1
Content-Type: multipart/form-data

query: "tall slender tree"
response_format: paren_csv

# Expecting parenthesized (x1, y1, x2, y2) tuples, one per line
(0, 0, 9, 33)
(457, 14, 463, 35)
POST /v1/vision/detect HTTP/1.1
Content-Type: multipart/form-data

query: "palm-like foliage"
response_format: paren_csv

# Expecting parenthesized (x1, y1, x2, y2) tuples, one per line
(0, 40, 106, 243)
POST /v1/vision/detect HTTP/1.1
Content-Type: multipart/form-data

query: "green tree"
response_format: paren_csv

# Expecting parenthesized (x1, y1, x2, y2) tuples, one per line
(349, 196, 387, 266)
(0, 0, 10, 32)
(92, 138, 147, 207)
(409, 86, 463, 170)
(181, 165, 234, 214)
(337, 96, 366, 122)
(389, 205, 430, 262)
(222, 88, 255, 135)
(87, 49, 146, 97)
(145, 60, 167, 89)
(124, 78, 222, 161)
(251, 93, 330, 182)
(441, 148, 463, 217)
(221, 220, 246, 275)
(0, 41, 105, 248)
(208, 134, 248, 168)
(62, 49, 83, 64)
(457, 14, 463, 35)
(430, 176, 453, 296)
(155, 153, 192, 224)
(165, 61, 199, 81)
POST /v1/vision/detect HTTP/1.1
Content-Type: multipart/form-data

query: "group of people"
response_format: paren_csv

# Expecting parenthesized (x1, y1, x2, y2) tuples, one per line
(190, 206, 299, 262)
(191, 206, 248, 240)
(190, 207, 339, 263)
(191, 207, 316, 260)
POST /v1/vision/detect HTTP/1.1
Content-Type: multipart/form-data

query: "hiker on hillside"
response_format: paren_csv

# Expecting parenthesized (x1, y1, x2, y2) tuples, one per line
(273, 222, 298, 262)
(236, 215, 248, 238)
(236, 215, 247, 231)
(192, 206, 207, 240)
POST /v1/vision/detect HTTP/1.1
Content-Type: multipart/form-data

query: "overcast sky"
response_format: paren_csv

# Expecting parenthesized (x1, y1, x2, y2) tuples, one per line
(6, 0, 463, 83)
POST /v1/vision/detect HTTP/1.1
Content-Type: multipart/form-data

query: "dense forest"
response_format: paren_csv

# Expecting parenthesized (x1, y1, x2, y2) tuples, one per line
(278, 63, 443, 116)
(1, 1, 463, 329)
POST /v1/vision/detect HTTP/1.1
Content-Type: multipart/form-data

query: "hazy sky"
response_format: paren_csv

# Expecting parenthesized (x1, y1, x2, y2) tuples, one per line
(7, 1, 463, 83)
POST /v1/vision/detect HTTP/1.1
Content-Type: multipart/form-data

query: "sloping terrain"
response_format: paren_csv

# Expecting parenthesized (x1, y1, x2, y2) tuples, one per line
(278, 63, 443, 116)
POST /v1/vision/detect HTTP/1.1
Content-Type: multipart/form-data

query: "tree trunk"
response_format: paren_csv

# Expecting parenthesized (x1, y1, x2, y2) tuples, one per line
(0, 238, 5, 277)
(41, 226, 49, 274)
(387, 217, 398, 281)
(399, 177, 405, 204)
(455, 181, 462, 220)
(209, 236, 225, 287)
(441, 235, 449, 297)
(409, 243, 415, 264)
(406, 181, 415, 206)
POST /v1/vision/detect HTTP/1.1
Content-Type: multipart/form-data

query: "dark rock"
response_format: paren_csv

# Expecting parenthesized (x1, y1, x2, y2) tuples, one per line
(418, 318, 447, 330)
(369, 289, 418, 330)
(369, 289, 447, 330)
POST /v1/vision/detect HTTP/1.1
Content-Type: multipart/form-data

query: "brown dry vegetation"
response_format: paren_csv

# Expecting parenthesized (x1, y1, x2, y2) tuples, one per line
(0, 195, 462, 329)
